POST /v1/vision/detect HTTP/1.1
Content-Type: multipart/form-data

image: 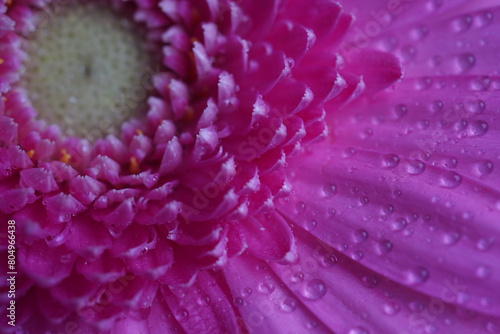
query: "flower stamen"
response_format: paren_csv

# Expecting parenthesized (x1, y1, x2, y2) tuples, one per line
(129, 157, 140, 174)
(59, 149, 71, 164)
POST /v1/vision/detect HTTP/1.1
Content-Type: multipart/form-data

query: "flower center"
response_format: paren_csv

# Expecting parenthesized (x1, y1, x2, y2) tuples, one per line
(21, 3, 152, 139)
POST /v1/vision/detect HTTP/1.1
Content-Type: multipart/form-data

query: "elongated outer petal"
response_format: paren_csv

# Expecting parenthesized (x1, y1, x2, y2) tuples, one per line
(223, 254, 331, 334)
(161, 270, 240, 334)
(279, 77, 500, 328)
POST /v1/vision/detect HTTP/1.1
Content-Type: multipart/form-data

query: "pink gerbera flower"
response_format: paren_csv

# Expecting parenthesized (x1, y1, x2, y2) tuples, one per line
(1, 0, 499, 333)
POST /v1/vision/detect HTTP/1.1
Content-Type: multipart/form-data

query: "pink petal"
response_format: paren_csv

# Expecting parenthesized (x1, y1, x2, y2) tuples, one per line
(223, 254, 331, 333)
(161, 270, 239, 334)
(240, 211, 297, 264)
(66, 214, 112, 260)
(42, 193, 85, 224)
(159, 136, 183, 174)
(280, 79, 500, 317)
(20, 167, 58, 193)
(18, 241, 75, 287)
(126, 238, 174, 280)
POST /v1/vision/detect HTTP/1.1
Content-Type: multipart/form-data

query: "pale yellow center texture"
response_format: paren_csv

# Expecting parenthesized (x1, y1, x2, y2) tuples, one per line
(22, 4, 151, 138)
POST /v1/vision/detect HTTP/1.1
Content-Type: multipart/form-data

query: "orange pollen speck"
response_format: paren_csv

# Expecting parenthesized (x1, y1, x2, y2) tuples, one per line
(0, 59, 4, 65)
(129, 156, 140, 174)
(60, 149, 71, 164)
(26, 150, 35, 159)
(136, 129, 143, 135)
(6, 0, 12, 7)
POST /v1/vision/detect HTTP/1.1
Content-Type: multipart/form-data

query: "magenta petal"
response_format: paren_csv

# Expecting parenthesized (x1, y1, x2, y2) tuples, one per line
(66, 215, 112, 260)
(271, 230, 500, 333)
(0, 116, 18, 145)
(76, 251, 125, 283)
(36, 289, 71, 324)
(160, 136, 182, 174)
(102, 198, 136, 236)
(20, 167, 58, 193)
(43, 193, 85, 224)
(343, 49, 403, 93)
(281, 138, 500, 316)
(50, 272, 98, 308)
(241, 211, 297, 264)
(161, 270, 239, 334)
(110, 224, 157, 260)
(88, 155, 121, 185)
(69, 175, 106, 205)
(126, 238, 174, 279)
(18, 241, 75, 287)
(41, 161, 79, 183)
(145, 292, 185, 333)
(0, 187, 34, 214)
(223, 255, 331, 333)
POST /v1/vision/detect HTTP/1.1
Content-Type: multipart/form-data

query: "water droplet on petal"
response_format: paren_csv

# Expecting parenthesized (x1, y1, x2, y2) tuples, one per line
(295, 201, 306, 213)
(440, 171, 462, 188)
(486, 322, 500, 333)
(291, 272, 305, 283)
(442, 231, 461, 245)
(425, 324, 438, 333)
(407, 267, 429, 285)
(430, 100, 444, 113)
(466, 99, 486, 114)
(411, 25, 429, 40)
(171, 287, 187, 298)
(477, 160, 494, 175)
(257, 281, 275, 295)
(301, 321, 316, 330)
(468, 120, 489, 136)
(456, 53, 476, 72)
(322, 254, 338, 267)
(344, 147, 357, 158)
(305, 219, 317, 231)
(476, 237, 494, 251)
(240, 287, 252, 298)
(452, 15, 472, 32)
(197, 294, 210, 306)
(417, 77, 432, 90)
(175, 308, 189, 321)
(281, 298, 297, 313)
(376, 239, 393, 255)
(323, 183, 337, 197)
(383, 204, 395, 215)
(353, 229, 369, 243)
(476, 265, 492, 278)
(349, 326, 370, 334)
(401, 45, 417, 60)
(362, 275, 379, 288)
(303, 279, 327, 300)
(383, 301, 401, 316)
(394, 104, 408, 118)
(406, 160, 426, 175)
(352, 251, 364, 261)
(391, 218, 407, 231)
(383, 153, 400, 168)
(476, 11, 493, 27)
